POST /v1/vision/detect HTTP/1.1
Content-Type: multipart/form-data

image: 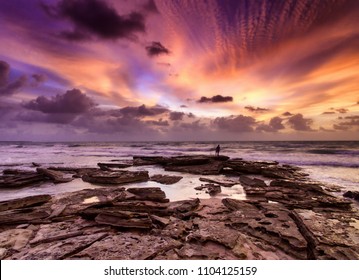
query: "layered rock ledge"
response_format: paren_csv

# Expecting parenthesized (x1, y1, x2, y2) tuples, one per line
(0, 155, 358, 260)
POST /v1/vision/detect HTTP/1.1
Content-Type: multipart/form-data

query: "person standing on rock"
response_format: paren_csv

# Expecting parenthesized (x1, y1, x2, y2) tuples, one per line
(215, 144, 220, 156)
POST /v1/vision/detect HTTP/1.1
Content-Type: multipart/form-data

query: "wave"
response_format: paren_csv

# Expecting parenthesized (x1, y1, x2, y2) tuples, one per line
(298, 161, 359, 168)
(306, 149, 359, 155)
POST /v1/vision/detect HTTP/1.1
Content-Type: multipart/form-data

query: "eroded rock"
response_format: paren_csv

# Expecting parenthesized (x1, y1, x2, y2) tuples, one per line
(37, 168, 73, 184)
(150, 174, 183, 185)
(82, 170, 149, 185)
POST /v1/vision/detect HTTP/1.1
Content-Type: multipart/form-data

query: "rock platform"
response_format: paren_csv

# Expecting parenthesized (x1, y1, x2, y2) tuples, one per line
(0, 155, 358, 260)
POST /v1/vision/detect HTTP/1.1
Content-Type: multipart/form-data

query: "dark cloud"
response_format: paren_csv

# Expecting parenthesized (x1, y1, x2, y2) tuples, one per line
(24, 88, 96, 114)
(198, 95, 233, 103)
(72, 109, 160, 138)
(178, 120, 207, 131)
(17, 111, 77, 124)
(335, 115, 359, 129)
(213, 115, 256, 133)
(120, 104, 169, 117)
(0, 76, 27, 96)
(0, 61, 10, 87)
(31, 74, 46, 84)
(57, 0, 145, 40)
(287, 114, 313, 131)
(59, 29, 91, 41)
(146, 119, 169, 127)
(180, 105, 187, 108)
(322, 111, 335, 115)
(256, 116, 285, 132)
(333, 124, 350, 131)
(269, 117, 285, 130)
(145, 42, 170, 57)
(345, 116, 359, 120)
(336, 108, 349, 114)
(169, 111, 185, 121)
(245, 106, 269, 113)
(282, 112, 293, 117)
(0, 61, 27, 96)
(142, 0, 159, 14)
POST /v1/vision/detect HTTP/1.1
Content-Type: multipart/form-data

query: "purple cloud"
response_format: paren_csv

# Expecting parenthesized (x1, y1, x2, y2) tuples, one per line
(145, 42, 170, 57)
(0, 61, 27, 96)
(213, 115, 256, 132)
(169, 111, 185, 121)
(245, 106, 270, 113)
(287, 114, 313, 131)
(57, 0, 145, 40)
(198, 95, 233, 103)
(24, 88, 96, 114)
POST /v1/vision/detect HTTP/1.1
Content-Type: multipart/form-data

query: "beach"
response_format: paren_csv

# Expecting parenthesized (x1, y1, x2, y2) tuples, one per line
(0, 142, 358, 260)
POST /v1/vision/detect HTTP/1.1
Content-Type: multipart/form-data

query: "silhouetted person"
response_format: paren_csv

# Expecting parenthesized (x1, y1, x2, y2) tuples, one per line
(215, 144, 220, 156)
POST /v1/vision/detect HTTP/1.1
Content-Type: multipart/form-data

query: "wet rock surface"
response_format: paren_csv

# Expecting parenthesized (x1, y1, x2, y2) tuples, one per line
(82, 170, 149, 185)
(0, 155, 358, 260)
(344, 191, 359, 202)
(150, 174, 183, 185)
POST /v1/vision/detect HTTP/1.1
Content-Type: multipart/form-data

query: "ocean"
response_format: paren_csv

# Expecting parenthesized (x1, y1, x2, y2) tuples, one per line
(0, 141, 358, 202)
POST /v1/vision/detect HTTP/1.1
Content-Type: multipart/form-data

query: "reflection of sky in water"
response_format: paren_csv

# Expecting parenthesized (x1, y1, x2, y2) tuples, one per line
(0, 164, 246, 202)
(0, 141, 358, 202)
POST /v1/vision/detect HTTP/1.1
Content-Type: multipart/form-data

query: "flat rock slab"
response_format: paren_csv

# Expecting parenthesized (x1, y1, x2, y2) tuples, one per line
(222, 198, 307, 259)
(50, 187, 126, 216)
(291, 209, 359, 259)
(95, 211, 153, 229)
(0, 171, 47, 188)
(9, 232, 108, 260)
(0, 208, 50, 225)
(97, 163, 132, 170)
(199, 177, 237, 188)
(165, 161, 224, 175)
(150, 174, 183, 185)
(36, 168, 73, 184)
(126, 187, 168, 202)
(69, 233, 182, 260)
(0, 195, 51, 212)
(82, 170, 149, 185)
(0, 228, 33, 253)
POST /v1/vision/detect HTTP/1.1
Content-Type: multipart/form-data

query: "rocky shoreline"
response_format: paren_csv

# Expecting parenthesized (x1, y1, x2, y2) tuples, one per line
(0, 155, 358, 259)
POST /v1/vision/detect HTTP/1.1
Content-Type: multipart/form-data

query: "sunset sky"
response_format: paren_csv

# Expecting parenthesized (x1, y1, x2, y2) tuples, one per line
(0, 0, 358, 141)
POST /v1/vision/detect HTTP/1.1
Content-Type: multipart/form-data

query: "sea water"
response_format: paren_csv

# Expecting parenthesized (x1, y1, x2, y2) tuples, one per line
(0, 141, 358, 202)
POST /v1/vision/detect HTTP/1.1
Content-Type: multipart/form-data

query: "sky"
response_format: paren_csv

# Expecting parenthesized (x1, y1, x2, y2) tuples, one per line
(0, 0, 358, 141)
